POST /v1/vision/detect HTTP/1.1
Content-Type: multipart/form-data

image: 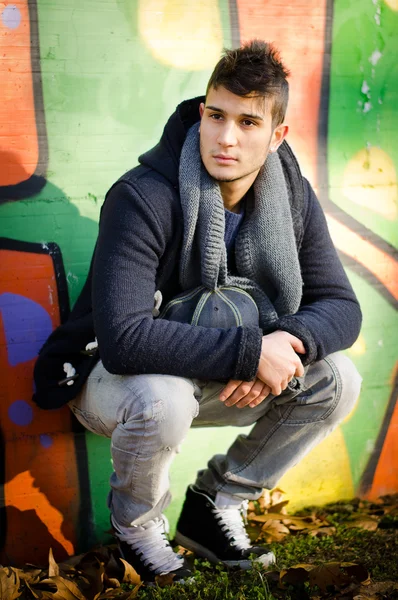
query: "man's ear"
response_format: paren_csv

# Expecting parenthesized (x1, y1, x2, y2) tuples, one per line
(270, 124, 288, 153)
(199, 102, 205, 118)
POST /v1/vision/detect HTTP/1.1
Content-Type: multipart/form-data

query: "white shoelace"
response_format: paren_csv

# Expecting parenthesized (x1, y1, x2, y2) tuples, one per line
(112, 515, 184, 575)
(212, 500, 252, 551)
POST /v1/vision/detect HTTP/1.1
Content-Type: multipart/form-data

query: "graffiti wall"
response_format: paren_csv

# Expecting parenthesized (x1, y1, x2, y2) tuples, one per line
(0, 0, 397, 565)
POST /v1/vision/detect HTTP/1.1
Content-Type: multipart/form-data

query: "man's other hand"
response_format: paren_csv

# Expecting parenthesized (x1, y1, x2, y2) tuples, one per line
(256, 330, 305, 396)
(220, 378, 272, 409)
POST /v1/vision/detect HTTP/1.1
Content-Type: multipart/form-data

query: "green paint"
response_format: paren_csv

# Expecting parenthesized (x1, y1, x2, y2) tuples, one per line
(84, 433, 113, 548)
(218, 0, 234, 48)
(329, 0, 398, 247)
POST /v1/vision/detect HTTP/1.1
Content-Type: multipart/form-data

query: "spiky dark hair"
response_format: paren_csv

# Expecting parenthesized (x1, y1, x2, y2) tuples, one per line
(206, 40, 290, 127)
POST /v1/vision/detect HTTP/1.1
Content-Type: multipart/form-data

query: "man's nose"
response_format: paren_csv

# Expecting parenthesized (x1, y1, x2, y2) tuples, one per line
(217, 122, 237, 146)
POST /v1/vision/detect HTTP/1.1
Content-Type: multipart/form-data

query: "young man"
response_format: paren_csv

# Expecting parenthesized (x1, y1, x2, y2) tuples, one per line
(33, 41, 362, 582)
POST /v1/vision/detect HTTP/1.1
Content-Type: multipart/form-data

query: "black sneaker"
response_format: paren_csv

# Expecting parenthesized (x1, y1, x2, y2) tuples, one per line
(111, 514, 192, 584)
(175, 486, 276, 569)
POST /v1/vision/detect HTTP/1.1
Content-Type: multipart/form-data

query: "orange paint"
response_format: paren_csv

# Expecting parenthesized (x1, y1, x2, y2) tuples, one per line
(5, 470, 74, 557)
(326, 215, 398, 301)
(0, 0, 39, 186)
(0, 247, 79, 564)
(235, 0, 327, 184)
(367, 371, 398, 497)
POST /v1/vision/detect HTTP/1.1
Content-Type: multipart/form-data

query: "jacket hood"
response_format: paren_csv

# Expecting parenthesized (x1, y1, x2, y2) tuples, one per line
(139, 96, 204, 187)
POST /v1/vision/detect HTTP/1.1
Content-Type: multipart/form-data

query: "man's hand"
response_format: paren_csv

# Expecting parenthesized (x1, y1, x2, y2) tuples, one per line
(220, 378, 272, 409)
(257, 330, 305, 396)
(219, 331, 305, 409)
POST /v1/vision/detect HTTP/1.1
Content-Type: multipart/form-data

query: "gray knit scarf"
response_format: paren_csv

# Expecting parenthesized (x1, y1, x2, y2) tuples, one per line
(178, 122, 302, 331)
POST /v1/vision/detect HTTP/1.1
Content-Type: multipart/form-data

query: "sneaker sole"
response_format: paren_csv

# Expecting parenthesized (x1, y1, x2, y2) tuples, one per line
(175, 531, 276, 570)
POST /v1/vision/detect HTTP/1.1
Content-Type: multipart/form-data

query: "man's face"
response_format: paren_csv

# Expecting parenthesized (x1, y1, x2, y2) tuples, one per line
(199, 86, 287, 187)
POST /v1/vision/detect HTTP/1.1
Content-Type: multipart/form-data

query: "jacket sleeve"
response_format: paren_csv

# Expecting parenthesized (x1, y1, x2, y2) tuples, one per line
(92, 180, 262, 381)
(274, 179, 362, 364)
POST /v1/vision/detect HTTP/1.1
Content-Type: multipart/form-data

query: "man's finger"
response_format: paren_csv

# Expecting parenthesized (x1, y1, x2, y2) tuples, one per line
(219, 380, 242, 401)
(235, 380, 265, 408)
(224, 381, 258, 407)
(295, 361, 305, 377)
(289, 336, 305, 355)
(270, 381, 282, 396)
(249, 385, 271, 408)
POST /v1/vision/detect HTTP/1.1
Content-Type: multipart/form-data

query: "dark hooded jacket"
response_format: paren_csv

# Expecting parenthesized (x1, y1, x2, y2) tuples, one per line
(33, 96, 362, 409)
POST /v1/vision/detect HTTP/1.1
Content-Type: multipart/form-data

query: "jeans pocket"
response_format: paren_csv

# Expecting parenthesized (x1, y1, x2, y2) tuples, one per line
(70, 404, 112, 437)
(274, 388, 340, 424)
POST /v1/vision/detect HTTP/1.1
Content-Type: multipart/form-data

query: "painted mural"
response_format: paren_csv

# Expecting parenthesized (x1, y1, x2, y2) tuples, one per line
(0, 0, 397, 566)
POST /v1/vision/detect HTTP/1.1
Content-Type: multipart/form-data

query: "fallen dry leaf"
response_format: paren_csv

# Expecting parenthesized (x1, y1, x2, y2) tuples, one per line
(341, 562, 371, 586)
(308, 562, 351, 593)
(269, 488, 286, 503)
(280, 561, 371, 594)
(279, 563, 313, 586)
(307, 526, 336, 537)
(353, 580, 398, 599)
(119, 559, 141, 585)
(38, 576, 86, 600)
(75, 554, 105, 600)
(259, 519, 290, 543)
(48, 548, 60, 578)
(250, 512, 329, 532)
(345, 518, 378, 531)
(252, 487, 288, 514)
(25, 580, 55, 599)
(103, 576, 120, 589)
(267, 499, 290, 514)
(13, 566, 43, 585)
(0, 566, 21, 600)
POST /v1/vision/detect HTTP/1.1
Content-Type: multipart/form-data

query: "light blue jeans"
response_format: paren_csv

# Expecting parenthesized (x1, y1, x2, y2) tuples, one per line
(69, 353, 361, 527)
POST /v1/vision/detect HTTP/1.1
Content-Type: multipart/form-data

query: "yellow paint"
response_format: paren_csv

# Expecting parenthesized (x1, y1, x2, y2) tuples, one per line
(278, 428, 354, 511)
(138, 0, 223, 70)
(348, 334, 367, 356)
(5, 471, 74, 555)
(342, 147, 397, 220)
(383, 0, 398, 10)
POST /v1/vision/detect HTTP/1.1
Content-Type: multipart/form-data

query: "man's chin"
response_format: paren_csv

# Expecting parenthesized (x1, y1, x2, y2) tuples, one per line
(205, 168, 241, 183)
(213, 176, 242, 183)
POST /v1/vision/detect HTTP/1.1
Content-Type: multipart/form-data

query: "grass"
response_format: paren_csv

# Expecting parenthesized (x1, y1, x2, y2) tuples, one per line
(126, 530, 397, 599)
(278, 499, 398, 581)
(124, 499, 398, 599)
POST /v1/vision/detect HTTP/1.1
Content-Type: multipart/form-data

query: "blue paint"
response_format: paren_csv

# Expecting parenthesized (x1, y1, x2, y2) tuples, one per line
(0, 293, 53, 366)
(8, 400, 33, 427)
(1, 5, 21, 29)
(40, 434, 53, 448)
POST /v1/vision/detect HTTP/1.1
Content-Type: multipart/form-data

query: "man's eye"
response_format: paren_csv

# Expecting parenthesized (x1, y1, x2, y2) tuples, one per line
(210, 113, 223, 120)
(242, 119, 255, 127)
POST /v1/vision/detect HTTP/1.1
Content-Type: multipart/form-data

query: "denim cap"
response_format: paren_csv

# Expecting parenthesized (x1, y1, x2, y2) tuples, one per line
(159, 286, 259, 328)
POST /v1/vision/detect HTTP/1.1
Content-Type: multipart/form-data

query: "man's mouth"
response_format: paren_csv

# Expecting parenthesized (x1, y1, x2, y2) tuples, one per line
(213, 154, 237, 163)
